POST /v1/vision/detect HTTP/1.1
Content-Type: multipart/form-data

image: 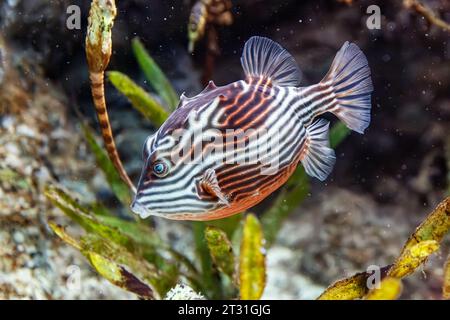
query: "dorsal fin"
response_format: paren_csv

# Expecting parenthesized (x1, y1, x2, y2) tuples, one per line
(240, 36, 302, 87)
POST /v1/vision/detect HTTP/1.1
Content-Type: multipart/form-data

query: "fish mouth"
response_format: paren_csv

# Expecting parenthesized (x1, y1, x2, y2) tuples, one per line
(130, 198, 210, 221)
(130, 199, 153, 219)
(130, 198, 173, 219)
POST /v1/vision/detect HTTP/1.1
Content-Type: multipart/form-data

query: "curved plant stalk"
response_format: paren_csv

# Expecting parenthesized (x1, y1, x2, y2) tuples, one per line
(364, 277, 403, 300)
(387, 197, 450, 278)
(387, 240, 439, 278)
(318, 196, 450, 300)
(317, 266, 391, 300)
(85, 0, 136, 193)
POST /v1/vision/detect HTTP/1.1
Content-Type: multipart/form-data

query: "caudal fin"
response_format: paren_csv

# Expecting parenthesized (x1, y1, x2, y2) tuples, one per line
(322, 42, 373, 134)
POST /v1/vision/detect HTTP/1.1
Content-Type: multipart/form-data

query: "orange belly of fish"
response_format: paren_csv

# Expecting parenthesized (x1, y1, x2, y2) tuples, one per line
(169, 160, 300, 221)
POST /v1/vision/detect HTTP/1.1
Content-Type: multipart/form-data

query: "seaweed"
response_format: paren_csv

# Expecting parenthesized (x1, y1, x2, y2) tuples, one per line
(239, 214, 266, 300)
(107, 71, 169, 126)
(318, 197, 450, 300)
(204, 226, 236, 282)
(81, 123, 132, 207)
(364, 277, 403, 300)
(131, 38, 179, 111)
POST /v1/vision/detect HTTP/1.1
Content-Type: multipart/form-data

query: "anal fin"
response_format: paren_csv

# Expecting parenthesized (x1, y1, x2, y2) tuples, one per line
(300, 119, 336, 181)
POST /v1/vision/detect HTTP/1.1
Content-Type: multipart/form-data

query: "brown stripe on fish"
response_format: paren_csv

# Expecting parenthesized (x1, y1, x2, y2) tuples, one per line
(295, 83, 337, 127)
(221, 84, 280, 131)
(223, 161, 284, 191)
(234, 88, 276, 126)
(231, 83, 273, 120)
(197, 163, 297, 221)
(233, 166, 293, 203)
(225, 78, 265, 120)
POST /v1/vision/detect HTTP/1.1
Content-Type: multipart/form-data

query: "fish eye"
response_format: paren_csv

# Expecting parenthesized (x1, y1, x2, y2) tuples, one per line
(152, 160, 169, 177)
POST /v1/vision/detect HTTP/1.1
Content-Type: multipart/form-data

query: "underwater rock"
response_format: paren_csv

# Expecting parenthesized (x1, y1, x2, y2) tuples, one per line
(274, 187, 449, 299)
(263, 245, 324, 299)
(165, 283, 205, 300)
(0, 37, 133, 299)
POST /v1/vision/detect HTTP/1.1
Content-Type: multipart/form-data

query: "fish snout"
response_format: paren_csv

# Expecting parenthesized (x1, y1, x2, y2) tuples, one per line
(130, 199, 152, 218)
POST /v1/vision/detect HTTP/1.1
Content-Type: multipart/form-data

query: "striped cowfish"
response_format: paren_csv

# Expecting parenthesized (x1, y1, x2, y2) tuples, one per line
(131, 36, 373, 220)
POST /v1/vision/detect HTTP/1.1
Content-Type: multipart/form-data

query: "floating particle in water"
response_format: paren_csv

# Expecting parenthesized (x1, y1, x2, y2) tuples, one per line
(387, 22, 396, 31)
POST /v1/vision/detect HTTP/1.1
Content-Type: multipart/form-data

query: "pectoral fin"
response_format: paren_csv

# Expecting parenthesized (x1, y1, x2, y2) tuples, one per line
(201, 168, 230, 206)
